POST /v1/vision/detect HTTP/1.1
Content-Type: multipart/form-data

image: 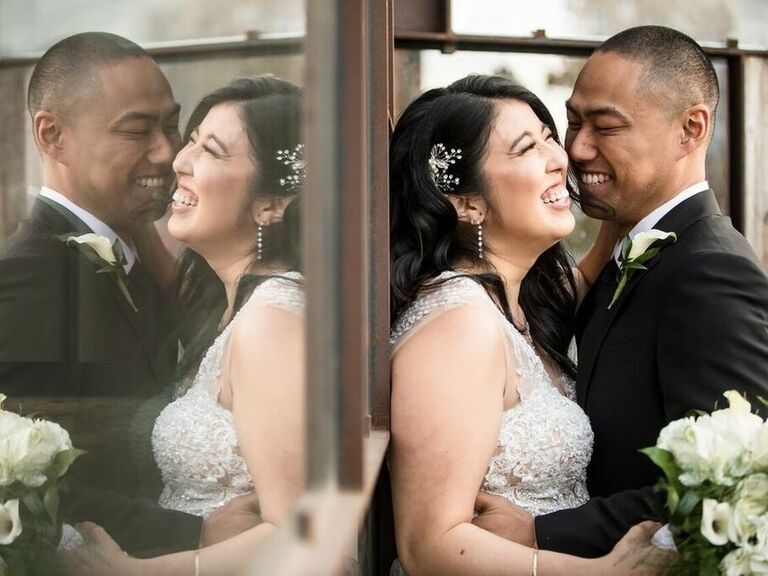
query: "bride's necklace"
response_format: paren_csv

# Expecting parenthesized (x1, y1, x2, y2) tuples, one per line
(513, 313, 533, 344)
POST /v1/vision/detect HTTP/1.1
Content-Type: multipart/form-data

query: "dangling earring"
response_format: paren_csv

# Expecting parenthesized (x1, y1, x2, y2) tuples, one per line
(256, 223, 264, 261)
(476, 220, 484, 260)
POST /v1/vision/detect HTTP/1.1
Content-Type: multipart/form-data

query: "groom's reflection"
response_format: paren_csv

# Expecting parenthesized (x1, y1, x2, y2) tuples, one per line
(0, 32, 200, 555)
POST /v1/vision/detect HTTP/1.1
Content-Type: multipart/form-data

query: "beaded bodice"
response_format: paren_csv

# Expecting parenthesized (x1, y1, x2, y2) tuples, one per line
(391, 272, 592, 516)
(152, 273, 304, 517)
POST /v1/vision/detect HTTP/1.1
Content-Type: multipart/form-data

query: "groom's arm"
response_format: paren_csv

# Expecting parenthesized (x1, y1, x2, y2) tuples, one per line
(62, 476, 202, 557)
(534, 487, 660, 557)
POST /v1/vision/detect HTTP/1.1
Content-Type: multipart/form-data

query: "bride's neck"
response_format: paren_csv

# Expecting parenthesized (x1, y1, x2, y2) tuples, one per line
(485, 254, 531, 314)
(456, 250, 534, 319)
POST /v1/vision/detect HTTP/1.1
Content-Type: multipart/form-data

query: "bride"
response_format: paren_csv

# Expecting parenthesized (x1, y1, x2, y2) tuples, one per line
(60, 75, 306, 574)
(389, 75, 669, 575)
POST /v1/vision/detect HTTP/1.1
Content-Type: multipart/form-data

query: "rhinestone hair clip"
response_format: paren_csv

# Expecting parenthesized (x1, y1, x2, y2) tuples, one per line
(276, 144, 306, 192)
(428, 143, 462, 192)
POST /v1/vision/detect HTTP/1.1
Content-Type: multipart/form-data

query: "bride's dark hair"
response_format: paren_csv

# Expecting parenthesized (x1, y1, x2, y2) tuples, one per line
(175, 76, 303, 382)
(390, 74, 579, 377)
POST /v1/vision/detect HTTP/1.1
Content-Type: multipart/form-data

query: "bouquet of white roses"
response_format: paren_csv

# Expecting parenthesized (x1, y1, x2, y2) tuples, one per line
(0, 394, 83, 575)
(642, 390, 768, 575)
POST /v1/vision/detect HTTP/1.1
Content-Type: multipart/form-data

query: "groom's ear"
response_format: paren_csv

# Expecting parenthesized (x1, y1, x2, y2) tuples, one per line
(679, 104, 711, 155)
(33, 111, 66, 161)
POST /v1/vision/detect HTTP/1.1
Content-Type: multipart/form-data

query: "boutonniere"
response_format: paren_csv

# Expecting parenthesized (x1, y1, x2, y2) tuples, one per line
(57, 233, 138, 312)
(609, 229, 677, 309)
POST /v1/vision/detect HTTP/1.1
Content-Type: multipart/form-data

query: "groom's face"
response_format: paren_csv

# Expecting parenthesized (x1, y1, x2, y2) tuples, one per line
(60, 56, 181, 233)
(564, 52, 682, 228)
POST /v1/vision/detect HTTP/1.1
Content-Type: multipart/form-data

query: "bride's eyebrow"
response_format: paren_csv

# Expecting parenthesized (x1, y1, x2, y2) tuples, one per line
(208, 134, 229, 154)
(508, 130, 532, 151)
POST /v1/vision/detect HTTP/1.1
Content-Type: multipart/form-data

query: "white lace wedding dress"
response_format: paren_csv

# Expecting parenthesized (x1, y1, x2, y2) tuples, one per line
(391, 272, 593, 516)
(152, 273, 304, 517)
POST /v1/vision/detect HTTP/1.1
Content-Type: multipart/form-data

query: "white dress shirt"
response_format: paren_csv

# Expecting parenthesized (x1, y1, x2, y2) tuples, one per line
(39, 187, 136, 273)
(612, 180, 709, 264)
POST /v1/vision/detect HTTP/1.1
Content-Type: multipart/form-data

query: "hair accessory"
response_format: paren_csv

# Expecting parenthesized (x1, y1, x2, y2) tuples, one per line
(276, 144, 306, 192)
(428, 143, 462, 192)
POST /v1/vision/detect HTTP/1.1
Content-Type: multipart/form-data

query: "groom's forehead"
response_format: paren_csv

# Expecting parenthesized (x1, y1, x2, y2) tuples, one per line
(91, 59, 178, 119)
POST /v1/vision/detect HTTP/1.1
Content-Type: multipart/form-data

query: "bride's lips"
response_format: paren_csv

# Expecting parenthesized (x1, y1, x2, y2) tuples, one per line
(541, 183, 571, 210)
(171, 185, 199, 213)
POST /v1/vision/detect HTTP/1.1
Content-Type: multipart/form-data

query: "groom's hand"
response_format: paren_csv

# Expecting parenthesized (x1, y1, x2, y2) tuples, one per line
(472, 492, 535, 547)
(200, 492, 262, 547)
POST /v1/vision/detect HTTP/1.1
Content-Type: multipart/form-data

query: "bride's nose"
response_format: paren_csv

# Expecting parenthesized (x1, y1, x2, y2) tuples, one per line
(172, 141, 194, 177)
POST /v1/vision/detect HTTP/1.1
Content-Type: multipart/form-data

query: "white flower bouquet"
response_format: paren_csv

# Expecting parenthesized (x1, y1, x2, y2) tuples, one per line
(0, 394, 83, 574)
(642, 390, 768, 575)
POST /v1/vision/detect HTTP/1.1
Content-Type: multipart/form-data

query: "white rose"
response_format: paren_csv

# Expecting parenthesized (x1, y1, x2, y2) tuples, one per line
(67, 233, 117, 264)
(0, 411, 35, 486)
(657, 415, 723, 486)
(659, 391, 763, 486)
(729, 474, 768, 545)
(627, 229, 675, 260)
(701, 498, 734, 546)
(6, 419, 72, 487)
(721, 548, 757, 576)
(0, 499, 22, 545)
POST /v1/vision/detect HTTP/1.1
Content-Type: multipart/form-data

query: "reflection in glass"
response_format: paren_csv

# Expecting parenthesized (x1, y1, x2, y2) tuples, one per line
(0, 24, 306, 575)
(0, 0, 306, 56)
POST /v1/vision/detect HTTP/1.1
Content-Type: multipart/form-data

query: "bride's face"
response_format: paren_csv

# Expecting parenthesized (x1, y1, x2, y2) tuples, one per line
(480, 99, 575, 255)
(168, 103, 258, 255)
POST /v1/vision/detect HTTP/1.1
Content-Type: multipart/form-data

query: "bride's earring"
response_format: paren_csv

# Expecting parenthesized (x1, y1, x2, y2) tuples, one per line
(256, 223, 264, 261)
(474, 219, 484, 260)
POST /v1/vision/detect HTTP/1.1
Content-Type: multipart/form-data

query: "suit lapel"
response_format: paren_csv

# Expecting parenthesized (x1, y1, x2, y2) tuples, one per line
(36, 197, 150, 368)
(577, 190, 722, 406)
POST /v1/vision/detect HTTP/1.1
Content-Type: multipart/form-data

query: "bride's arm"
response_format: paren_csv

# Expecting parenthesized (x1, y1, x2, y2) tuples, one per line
(228, 304, 306, 526)
(573, 220, 621, 301)
(391, 306, 602, 576)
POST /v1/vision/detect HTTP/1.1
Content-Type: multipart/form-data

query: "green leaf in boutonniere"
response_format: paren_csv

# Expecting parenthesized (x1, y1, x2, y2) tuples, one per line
(608, 229, 677, 309)
(56, 233, 138, 312)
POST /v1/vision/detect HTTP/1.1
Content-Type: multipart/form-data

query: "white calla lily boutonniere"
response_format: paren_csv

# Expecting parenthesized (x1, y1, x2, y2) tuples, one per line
(57, 233, 138, 312)
(609, 229, 677, 309)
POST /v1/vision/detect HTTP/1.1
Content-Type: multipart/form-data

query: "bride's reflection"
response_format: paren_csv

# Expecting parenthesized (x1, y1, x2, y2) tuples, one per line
(62, 75, 306, 574)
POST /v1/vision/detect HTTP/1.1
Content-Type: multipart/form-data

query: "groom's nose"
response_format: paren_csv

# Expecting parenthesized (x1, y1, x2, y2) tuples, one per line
(566, 127, 598, 163)
(147, 128, 178, 168)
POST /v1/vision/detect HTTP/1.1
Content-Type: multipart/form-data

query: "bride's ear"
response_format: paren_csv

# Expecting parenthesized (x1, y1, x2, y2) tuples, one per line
(251, 195, 296, 225)
(445, 194, 487, 224)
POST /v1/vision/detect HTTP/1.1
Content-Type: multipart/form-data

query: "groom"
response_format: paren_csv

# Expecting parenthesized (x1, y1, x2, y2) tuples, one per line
(0, 32, 200, 555)
(475, 25, 768, 556)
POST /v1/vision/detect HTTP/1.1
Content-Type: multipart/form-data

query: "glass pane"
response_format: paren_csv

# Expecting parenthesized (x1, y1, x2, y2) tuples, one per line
(395, 49, 730, 258)
(0, 3, 309, 572)
(0, 0, 306, 56)
(451, 0, 768, 48)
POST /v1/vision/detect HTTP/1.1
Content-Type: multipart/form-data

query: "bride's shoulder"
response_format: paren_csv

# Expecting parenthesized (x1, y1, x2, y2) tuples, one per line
(390, 272, 490, 344)
(243, 272, 305, 313)
(391, 272, 502, 351)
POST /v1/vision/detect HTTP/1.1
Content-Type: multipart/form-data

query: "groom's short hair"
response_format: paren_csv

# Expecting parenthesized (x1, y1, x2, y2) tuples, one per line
(597, 25, 720, 118)
(27, 32, 149, 120)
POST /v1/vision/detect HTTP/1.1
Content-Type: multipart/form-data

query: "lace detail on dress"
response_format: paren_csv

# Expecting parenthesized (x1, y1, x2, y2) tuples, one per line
(391, 272, 592, 517)
(152, 273, 304, 517)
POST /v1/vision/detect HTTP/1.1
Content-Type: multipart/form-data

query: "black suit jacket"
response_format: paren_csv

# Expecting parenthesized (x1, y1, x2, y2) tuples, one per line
(0, 197, 201, 554)
(535, 191, 768, 557)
